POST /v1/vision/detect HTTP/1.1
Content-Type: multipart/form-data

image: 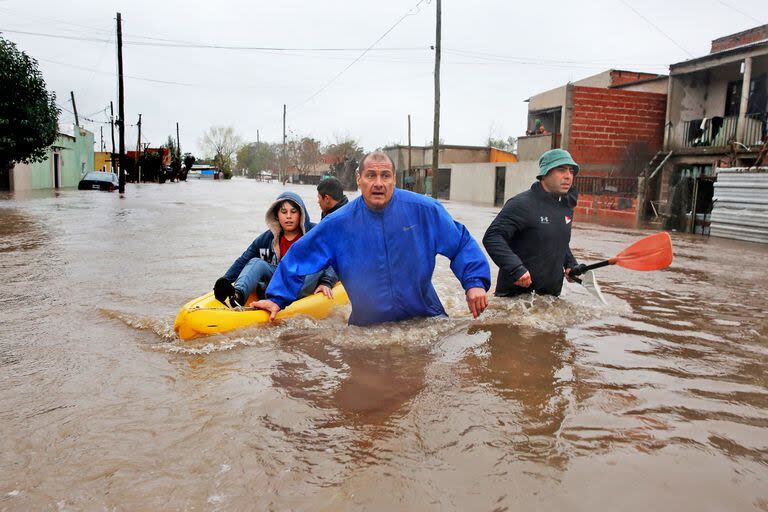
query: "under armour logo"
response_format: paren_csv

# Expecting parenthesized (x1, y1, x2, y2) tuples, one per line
(540, 216, 550, 224)
(403, 224, 417, 232)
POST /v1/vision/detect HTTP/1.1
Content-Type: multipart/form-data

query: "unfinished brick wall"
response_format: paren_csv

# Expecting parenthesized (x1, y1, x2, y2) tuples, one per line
(710, 24, 768, 54)
(609, 70, 661, 87)
(568, 86, 666, 173)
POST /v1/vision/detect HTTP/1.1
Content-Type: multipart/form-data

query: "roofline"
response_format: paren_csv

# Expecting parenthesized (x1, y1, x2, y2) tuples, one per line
(670, 38, 768, 70)
(382, 144, 492, 151)
(609, 74, 669, 88)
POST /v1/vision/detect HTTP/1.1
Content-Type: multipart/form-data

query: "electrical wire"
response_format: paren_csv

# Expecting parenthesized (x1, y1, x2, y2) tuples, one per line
(289, 0, 431, 113)
(618, 0, 693, 58)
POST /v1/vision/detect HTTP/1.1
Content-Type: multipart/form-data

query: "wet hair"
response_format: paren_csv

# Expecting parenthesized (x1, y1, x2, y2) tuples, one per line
(317, 177, 344, 201)
(272, 199, 300, 220)
(358, 151, 395, 174)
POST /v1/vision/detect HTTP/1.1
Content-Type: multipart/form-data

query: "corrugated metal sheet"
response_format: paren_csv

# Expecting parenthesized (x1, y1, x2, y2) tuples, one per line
(710, 167, 768, 244)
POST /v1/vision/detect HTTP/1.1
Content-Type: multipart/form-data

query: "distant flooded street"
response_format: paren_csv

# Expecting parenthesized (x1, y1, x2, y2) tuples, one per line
(1, 179, 766, 511)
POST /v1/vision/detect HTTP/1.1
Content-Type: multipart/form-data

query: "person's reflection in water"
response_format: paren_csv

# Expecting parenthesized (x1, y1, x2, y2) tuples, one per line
(270, 331, 430, 462)
(463, 324, 575, 466)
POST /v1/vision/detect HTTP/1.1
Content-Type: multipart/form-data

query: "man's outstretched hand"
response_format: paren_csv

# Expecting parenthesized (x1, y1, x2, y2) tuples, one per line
(466, 287, 488, 319)
(249, 299, 282, 322)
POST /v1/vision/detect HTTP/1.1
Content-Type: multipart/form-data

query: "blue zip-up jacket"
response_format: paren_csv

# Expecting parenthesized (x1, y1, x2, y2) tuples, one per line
(265, 188, 491, 326)
(223, 191, 337, 288)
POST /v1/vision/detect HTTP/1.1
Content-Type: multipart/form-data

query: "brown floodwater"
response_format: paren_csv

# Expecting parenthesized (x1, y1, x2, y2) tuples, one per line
(0, 179, 766, 511)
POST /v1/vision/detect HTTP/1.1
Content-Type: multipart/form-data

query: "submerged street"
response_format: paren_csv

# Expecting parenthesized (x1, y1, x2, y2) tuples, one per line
(1, 179, 766, 510)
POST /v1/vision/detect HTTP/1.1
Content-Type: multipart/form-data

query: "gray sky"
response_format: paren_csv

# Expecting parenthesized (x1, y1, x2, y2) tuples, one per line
(1, 0, 765, 156)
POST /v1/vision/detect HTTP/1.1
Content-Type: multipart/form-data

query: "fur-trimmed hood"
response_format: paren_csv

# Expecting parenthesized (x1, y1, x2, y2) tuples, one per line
(264, 191, 313, 260)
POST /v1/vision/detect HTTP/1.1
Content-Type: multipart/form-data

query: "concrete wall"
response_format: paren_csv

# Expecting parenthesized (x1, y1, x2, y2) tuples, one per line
(10, 127, 94, 191)
(517, 135, 554, 161)
(504, 161, 539, 200)
(448, 161, 538, 205)
(615, 79, 669, 94)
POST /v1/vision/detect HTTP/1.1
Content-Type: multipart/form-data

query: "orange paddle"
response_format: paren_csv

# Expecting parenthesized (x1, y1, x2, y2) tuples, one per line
(572, 232, 674, 276)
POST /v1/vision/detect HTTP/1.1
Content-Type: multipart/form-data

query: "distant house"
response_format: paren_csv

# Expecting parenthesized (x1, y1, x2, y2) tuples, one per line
(9, 124, 94, 191)
(643, 24, 768, 235)
(382, 144, 518, 200)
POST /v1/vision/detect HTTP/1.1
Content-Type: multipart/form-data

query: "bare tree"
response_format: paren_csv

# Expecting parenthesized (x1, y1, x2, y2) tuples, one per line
(199, 125, 242, 179)
(287, 136, 323, 174)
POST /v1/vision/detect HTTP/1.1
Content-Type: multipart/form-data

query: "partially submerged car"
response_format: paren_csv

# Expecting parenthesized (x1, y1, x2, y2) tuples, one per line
(78, 172, 120, 192)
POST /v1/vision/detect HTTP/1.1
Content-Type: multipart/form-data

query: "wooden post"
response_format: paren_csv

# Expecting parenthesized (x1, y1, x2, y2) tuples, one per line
(431, 0, 441, 198)
(110, 101, 116, 174)
(70, 91, 79, 127)
(116, 12, 126, 194)
(282, 104, 287, 182)
(136, 114, 142, 182)
(407, 114, 412, 189)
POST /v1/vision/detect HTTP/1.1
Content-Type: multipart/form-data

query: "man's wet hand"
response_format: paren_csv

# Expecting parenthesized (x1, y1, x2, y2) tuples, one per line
(249, 299, 282, 321)
(514, 271, 532, 288)
(314, 284, 333, 298)
(466, 287, 488, 319)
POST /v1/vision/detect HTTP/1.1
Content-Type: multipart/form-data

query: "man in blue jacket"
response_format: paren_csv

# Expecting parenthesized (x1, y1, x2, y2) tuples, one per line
(251, 151, 491, 325)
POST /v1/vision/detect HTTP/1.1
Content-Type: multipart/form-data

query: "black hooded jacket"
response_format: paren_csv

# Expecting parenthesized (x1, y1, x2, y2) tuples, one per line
(321, 195, 349, 219)
(482, 181, 578, 297)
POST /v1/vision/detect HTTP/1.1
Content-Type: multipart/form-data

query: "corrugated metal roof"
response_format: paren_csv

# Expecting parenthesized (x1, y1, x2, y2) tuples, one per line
(710, 168, 768, 244)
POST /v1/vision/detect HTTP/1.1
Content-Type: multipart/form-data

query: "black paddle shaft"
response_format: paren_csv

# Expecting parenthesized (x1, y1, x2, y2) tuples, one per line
(571, 260, 611, 277)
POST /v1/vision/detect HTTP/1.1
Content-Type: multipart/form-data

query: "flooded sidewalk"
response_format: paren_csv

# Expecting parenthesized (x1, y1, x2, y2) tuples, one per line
(0, 179, 766, 510)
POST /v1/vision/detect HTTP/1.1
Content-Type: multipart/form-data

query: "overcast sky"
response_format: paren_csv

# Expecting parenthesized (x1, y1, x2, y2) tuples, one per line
(1, 0, 765, 156)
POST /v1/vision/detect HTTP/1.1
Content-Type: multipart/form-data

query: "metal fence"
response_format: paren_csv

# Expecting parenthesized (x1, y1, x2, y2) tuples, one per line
(744, 113, 767, 146)
(574, 175, 637, 197)
(710, 168, 768, 244)
(679, 116, 738, 148)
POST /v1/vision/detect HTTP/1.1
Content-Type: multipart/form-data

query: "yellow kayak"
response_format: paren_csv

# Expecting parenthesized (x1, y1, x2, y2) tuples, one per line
(173, 283, 349, 340)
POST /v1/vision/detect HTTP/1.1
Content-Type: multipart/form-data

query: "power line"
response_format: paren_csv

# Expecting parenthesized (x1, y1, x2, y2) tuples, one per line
(714, 0, 762, 24)
(618, 0, 693, 58)
(0, 28, 425, 52)
(290, 0, 431, 112)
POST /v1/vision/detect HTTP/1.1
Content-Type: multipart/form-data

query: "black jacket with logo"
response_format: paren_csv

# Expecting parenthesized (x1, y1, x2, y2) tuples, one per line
(482, 181, 578, 297)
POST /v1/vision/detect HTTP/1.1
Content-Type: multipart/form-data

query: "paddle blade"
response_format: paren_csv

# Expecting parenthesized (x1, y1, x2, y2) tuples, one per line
(582, 270, 608, 305)
(612, 232, 673, 271)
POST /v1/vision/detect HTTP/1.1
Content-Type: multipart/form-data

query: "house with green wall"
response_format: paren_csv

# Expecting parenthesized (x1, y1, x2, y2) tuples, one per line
(9, 124, 95, 191)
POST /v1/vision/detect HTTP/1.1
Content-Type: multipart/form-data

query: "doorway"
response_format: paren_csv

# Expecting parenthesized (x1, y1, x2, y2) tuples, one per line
(53, 153, 60, 189)
(494, 166, 506, 207)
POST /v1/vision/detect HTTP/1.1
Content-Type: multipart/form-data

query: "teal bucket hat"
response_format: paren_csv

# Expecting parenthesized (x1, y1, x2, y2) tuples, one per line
(537, 149, 579, 179)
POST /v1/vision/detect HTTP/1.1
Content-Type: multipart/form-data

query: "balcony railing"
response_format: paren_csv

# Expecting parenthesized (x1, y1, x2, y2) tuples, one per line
(574, 176, 637, 197)
(744, 113, 767, 146)
(679, 116, 738, 148)
(677, 113, 766, 149)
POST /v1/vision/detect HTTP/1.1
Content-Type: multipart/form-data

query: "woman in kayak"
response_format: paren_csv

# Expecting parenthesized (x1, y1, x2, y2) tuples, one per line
(213, 191, 337, 308)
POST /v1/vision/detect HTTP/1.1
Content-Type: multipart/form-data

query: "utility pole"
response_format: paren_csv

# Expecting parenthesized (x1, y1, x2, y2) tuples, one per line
(176, 122, 181, 159)
(116, 12, 126, 194)
(70, 91, 80, 127)
(282, 104, 287, 182)
(110, 101, 116, 174)
(136, 114, 142, 181)
(257, 129, 260, 145)
(431, 0, 442, 198)
(408, 114, 412, 190)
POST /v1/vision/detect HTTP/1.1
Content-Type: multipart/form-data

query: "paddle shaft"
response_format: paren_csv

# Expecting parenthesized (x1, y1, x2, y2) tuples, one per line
(582, 260, 612, 272)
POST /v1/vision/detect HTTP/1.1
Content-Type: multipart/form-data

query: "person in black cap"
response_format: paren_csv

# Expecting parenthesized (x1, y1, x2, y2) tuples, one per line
(316, 177, 349, 219)
(482, 148, 584, 298)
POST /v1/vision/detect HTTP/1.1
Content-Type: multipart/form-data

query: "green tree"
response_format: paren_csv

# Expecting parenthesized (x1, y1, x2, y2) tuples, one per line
(0, 36, 59, 187)
(165, 135, 182, 181)
(237, 142, 278, 179)
(199, 125, 241, 180)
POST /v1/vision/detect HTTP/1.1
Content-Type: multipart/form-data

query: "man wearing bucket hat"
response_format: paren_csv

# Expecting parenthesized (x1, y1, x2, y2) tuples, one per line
(482, 149, 584, 297)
